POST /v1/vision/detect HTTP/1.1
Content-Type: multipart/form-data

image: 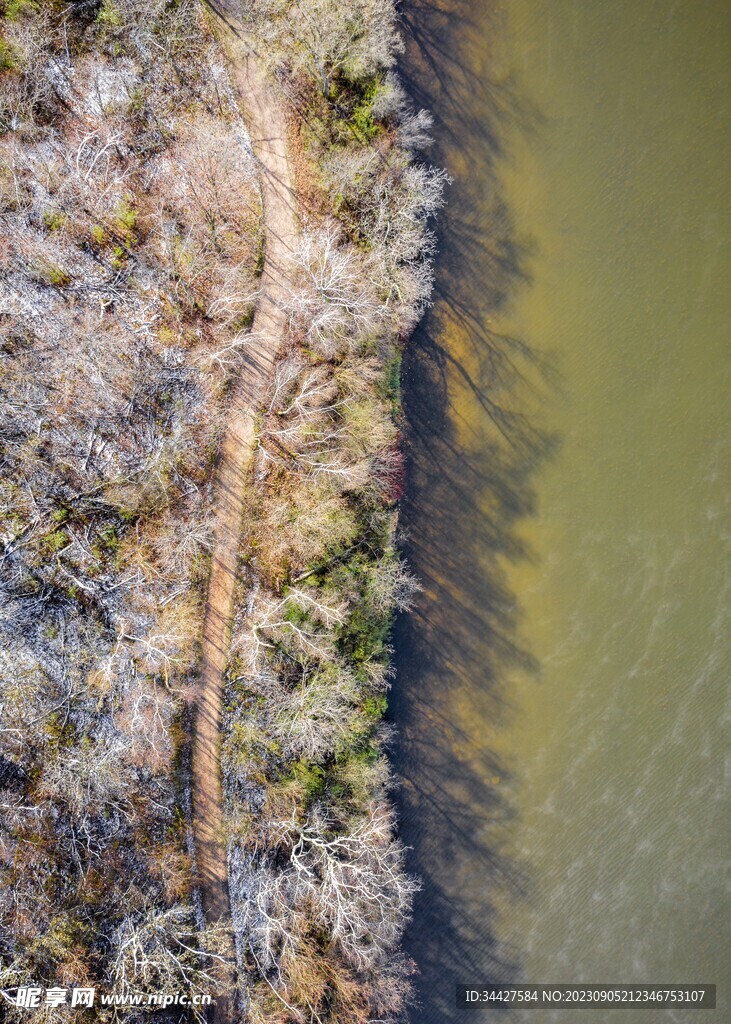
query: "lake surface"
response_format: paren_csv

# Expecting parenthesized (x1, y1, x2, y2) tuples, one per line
(392, 1, 730, 1021)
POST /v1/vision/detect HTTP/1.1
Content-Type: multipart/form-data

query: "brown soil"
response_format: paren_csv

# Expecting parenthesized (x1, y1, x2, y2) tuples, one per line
(192, 10, 299, 1020)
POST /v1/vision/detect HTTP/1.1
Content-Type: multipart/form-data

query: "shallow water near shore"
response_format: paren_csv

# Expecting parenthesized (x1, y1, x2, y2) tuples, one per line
(391, 1, 730, 1020)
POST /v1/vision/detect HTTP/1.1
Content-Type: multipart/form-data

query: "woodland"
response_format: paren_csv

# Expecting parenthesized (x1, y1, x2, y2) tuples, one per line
(0, 2, 446, 1021)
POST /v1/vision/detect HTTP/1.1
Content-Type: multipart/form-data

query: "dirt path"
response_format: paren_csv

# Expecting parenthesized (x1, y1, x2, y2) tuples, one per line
(192, 9, 298, 1018)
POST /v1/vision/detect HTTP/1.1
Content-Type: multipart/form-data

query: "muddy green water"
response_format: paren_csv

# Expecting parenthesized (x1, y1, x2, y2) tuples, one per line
(392, 1, 730, 1021)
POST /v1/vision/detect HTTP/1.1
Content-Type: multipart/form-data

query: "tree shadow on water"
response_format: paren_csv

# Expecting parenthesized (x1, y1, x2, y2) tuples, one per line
(389, 2, 558, 1021)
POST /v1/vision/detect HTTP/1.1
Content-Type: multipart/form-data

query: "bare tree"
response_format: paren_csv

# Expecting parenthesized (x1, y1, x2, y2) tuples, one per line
(286, 226, 387, 356)
(245, 0, 402, 97)
(112, 904, 230, 1001)
(38, 737, 134, 820)
(270, 805, 419, 969)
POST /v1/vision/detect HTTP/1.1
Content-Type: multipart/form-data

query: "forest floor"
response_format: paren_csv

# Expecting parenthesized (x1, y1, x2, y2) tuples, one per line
(192, 7, 299, 1015)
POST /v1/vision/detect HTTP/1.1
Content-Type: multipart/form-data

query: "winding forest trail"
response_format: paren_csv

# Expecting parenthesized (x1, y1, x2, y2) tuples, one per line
(192, 8, 298, 1018)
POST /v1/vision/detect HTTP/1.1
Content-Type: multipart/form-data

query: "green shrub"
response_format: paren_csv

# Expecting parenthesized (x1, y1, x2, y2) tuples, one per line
(285, 759, 325, 803)
(43, 529, 68, 552)
(2, 1, 40, 22)
(96, 0, 122, 29)
(0, 38, 17, 72)
(42, 209, 67, 232)
(32, 260, 71, 287)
